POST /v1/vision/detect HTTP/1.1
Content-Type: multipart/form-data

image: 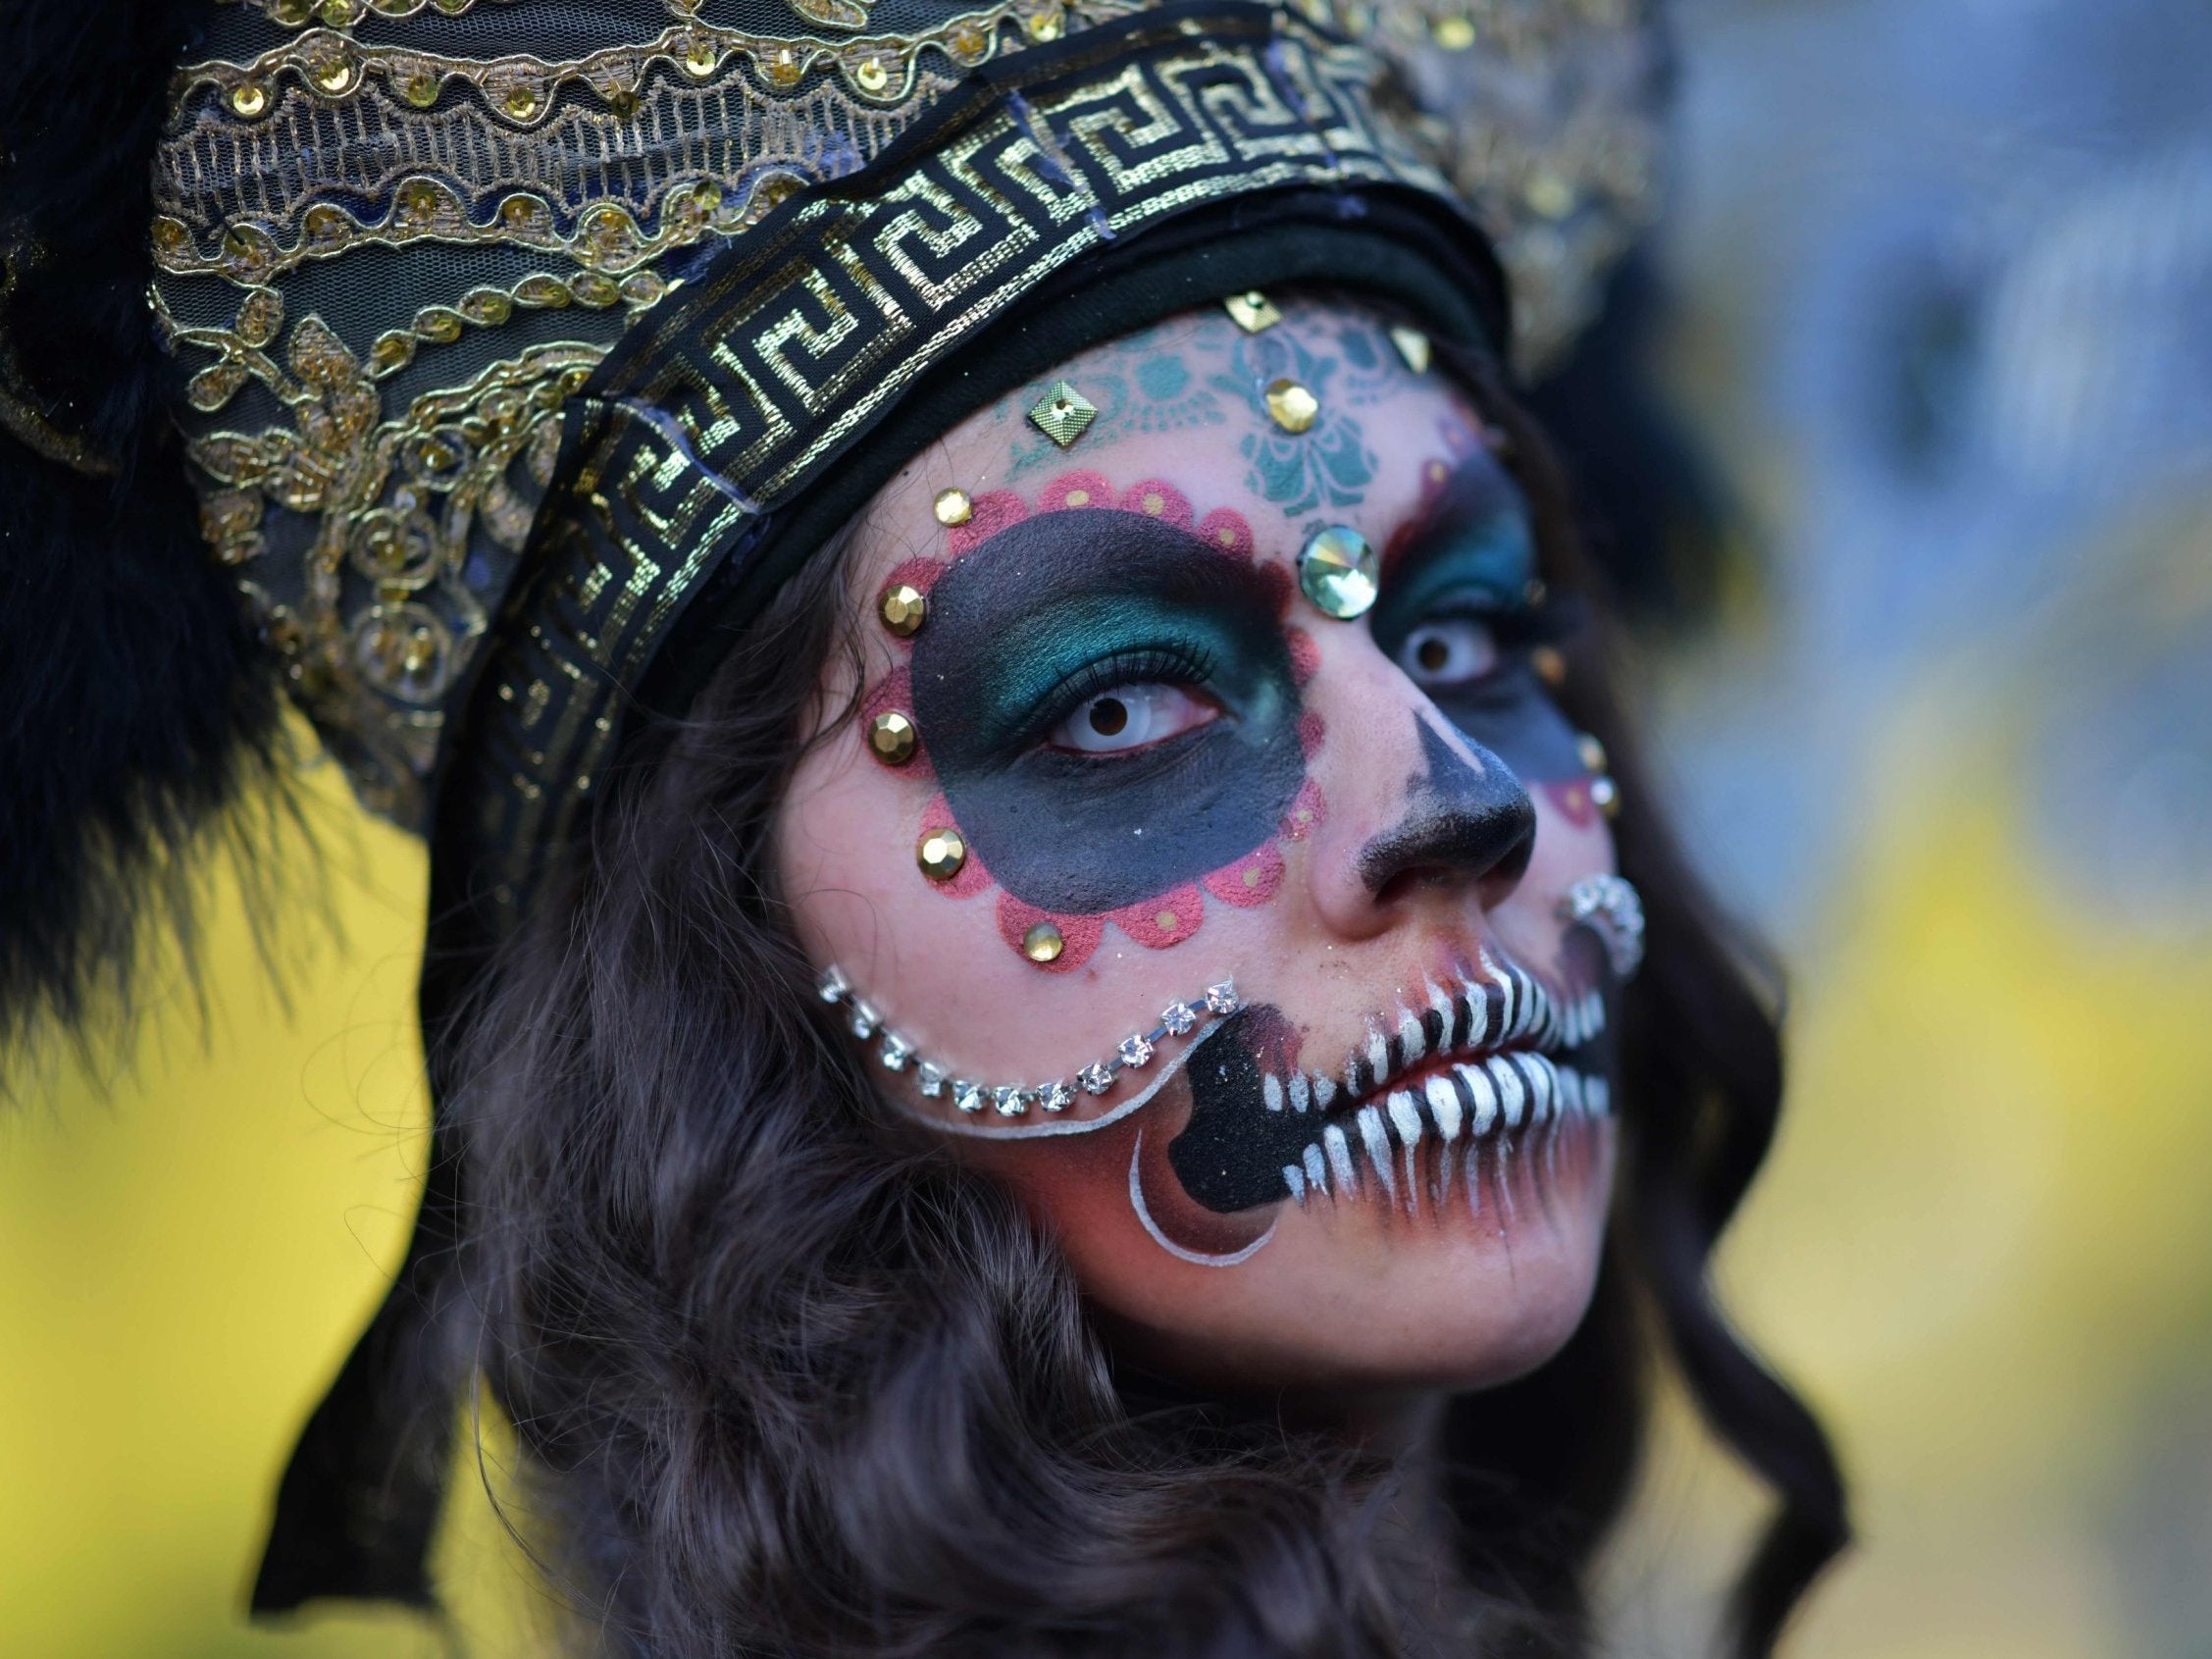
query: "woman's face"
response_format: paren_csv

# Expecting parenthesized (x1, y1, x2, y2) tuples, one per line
(777, 297, 1621, 1395)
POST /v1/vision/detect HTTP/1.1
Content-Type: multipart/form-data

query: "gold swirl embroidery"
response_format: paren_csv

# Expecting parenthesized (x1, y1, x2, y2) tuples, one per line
(177, 1, 1095, 128)
(163, 275, 606, 817)
(229, 0, 878, 33)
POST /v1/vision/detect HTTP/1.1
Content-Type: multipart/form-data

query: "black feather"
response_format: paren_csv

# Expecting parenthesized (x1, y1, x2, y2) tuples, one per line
(0, 0, 289, 1066)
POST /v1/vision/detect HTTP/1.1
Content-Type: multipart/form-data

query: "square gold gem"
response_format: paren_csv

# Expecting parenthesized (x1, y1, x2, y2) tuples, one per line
(1028, 379, 1098, 447)
(1223, 289, 1281, 333)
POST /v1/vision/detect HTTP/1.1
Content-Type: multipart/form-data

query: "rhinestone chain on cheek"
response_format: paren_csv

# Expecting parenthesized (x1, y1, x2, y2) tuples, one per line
(814, 966, 1240, 1117)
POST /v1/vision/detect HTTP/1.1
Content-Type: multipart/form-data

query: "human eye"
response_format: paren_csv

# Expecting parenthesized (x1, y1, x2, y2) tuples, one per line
(1396, 616, 1500, 688)
(1041, 648, 1220, 755)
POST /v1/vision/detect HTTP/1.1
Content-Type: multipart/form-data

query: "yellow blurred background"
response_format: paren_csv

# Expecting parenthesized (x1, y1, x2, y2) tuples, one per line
(7, 0, 2211, 1653)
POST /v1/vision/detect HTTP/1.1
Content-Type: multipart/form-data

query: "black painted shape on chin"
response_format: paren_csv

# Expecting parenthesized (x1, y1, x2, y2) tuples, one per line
(1355, 716, 1535, 897)
(910, 508, 1307, 914)
(1167, 1004, 1312, 1214)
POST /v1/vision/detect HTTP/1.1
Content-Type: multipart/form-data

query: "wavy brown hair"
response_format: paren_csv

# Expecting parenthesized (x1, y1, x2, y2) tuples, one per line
(443, 334, 1846, 1658)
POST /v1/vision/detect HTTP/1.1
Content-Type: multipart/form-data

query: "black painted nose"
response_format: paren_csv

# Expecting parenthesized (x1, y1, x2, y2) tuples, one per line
(1356, 718, 1535, 907)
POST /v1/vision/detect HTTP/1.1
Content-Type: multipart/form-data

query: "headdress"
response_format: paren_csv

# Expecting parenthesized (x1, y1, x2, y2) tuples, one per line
(0, 0, 1665, 1611)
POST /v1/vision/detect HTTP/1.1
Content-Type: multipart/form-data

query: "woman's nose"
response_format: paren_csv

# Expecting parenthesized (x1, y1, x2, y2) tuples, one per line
(1307, 703, 1535, 940)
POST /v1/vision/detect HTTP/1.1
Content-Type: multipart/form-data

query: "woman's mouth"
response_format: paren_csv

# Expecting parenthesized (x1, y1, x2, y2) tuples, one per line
(1164, 957, 1614, 1215)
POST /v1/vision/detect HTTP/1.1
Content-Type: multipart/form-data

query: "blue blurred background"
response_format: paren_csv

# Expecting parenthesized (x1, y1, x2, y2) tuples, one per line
(5, 0, 2208, 1652)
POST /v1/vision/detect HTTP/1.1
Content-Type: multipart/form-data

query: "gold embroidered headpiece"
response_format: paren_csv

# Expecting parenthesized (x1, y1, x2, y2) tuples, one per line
(152, 0, 1663, 903)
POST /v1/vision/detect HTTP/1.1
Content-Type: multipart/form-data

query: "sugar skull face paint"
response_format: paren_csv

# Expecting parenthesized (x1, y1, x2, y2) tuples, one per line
(779, 296, 1623, 1391)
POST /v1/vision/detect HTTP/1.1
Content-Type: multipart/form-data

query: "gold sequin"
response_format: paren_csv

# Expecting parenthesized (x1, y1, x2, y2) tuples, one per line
(1223, 290, 1280, 333)
(932, 488, 972, 526)
(917, 826, 967, 882)
(853, 56, 891, 94)
(868, 710, 919, 765)
(1263, 378, 1319, 434)
(230, 82, 270, 118)
(1021, 921, 1064, 963)
(880, 583, 928, 636)
(1025, 7, 1063, 39)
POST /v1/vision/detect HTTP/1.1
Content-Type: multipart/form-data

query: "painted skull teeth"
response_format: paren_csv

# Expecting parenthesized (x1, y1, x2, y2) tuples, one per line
(1162, 953, 1618, 1216)
(815, 966, 1238, 1116)
(1280, 1057, 1613, 1211)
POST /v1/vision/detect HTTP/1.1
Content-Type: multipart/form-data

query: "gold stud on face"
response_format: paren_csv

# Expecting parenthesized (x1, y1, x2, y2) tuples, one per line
(1531, 645, 1567, 687)
(1028, 380, 1098, 447)
(932, 488, 972, 527)
(1388, 324, 1432, 374)
(1590, 775, 1620, 817)
(1224, 290, 1281, 334)
(1575, 732, 1609, 776)
(917, 825, 967, 882)
(1021, 921, 1065, 963)
(879, 582, 927, 637)
(868, 710, 918, 765)
(1264, 378, 1319, 434)
(1298, 525, 1379, 619)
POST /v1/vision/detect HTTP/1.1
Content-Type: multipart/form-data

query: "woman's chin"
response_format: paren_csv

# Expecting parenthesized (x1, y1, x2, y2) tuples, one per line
(1076, 1116, 1617, 1395)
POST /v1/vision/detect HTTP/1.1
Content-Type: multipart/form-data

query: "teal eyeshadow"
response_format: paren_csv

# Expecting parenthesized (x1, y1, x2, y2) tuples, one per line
(961, 593, 1256, 750)
(1379, 512, 1535, 639)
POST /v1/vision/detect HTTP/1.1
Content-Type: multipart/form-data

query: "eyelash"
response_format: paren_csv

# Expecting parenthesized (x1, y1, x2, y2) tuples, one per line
(1031, 644, 1220, 747)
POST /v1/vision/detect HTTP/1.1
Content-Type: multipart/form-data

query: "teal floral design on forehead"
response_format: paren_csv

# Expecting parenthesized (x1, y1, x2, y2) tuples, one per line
(1218, 325, 1375, 518)
(1003, 342, 1229, 478)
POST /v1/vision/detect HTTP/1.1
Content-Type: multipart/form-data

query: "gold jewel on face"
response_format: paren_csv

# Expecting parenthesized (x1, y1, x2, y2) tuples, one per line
(1028, 380, 1098, 447)
(1223, 289, 1281, 333)
(1297, 524, 1379, 619)
(879, 582, 928, 637)
(1531, 645, 1567, 687)
(932, 487, 972, 527)
(1388, 324, 1431, 373)
(917, 825, 967, 881)
(1263, 378, 1319, 434)
(1590, 775, 1620, 817)
(1021, 921, 1065, 963)
(868, 709, 919, 765)
(1574, 732, 1608, 775)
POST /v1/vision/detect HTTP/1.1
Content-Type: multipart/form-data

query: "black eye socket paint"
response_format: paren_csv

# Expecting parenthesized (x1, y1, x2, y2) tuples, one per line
(1373, 450, 1584, 783)
(909, 508, 1307, 915)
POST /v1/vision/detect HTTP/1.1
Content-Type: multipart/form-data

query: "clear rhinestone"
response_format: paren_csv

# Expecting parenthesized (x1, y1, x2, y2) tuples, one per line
(1078, 1063, 1114, 1096)
(1039, 1079, 1074, 1112)
(1159, 1000, 1197, 1036)
(916, 1063, 946, 1098)
(992, 1086, 1028, 1117)
(1204, 980, 1239, 1015)
(849, 1000, 880, 1039)
(1297, 525, 1379, 620)
(953, 1081, 985, 1114)
(879, 1033, 912, 1071)
(1118, 1033, 1155, 1067)
(817, 965, 849, 1003)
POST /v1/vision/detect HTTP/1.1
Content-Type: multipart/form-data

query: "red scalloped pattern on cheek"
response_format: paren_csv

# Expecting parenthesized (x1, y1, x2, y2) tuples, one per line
(1108, 883, 1208, 949)
(919, 793, 995, 899)
(995, 893, 1106, 973)
(865, 474, 1313, 965)
(1543, 778, 1598, 830)
(859, 664, 933, 781)
(1202, 842, 1285, 907)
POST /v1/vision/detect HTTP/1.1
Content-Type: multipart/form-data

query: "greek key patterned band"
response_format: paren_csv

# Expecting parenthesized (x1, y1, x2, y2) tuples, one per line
(441, 4, 1484, 920)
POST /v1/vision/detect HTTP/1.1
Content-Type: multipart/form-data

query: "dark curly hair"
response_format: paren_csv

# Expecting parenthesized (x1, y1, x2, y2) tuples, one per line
(440, 331, 1848, 1659)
